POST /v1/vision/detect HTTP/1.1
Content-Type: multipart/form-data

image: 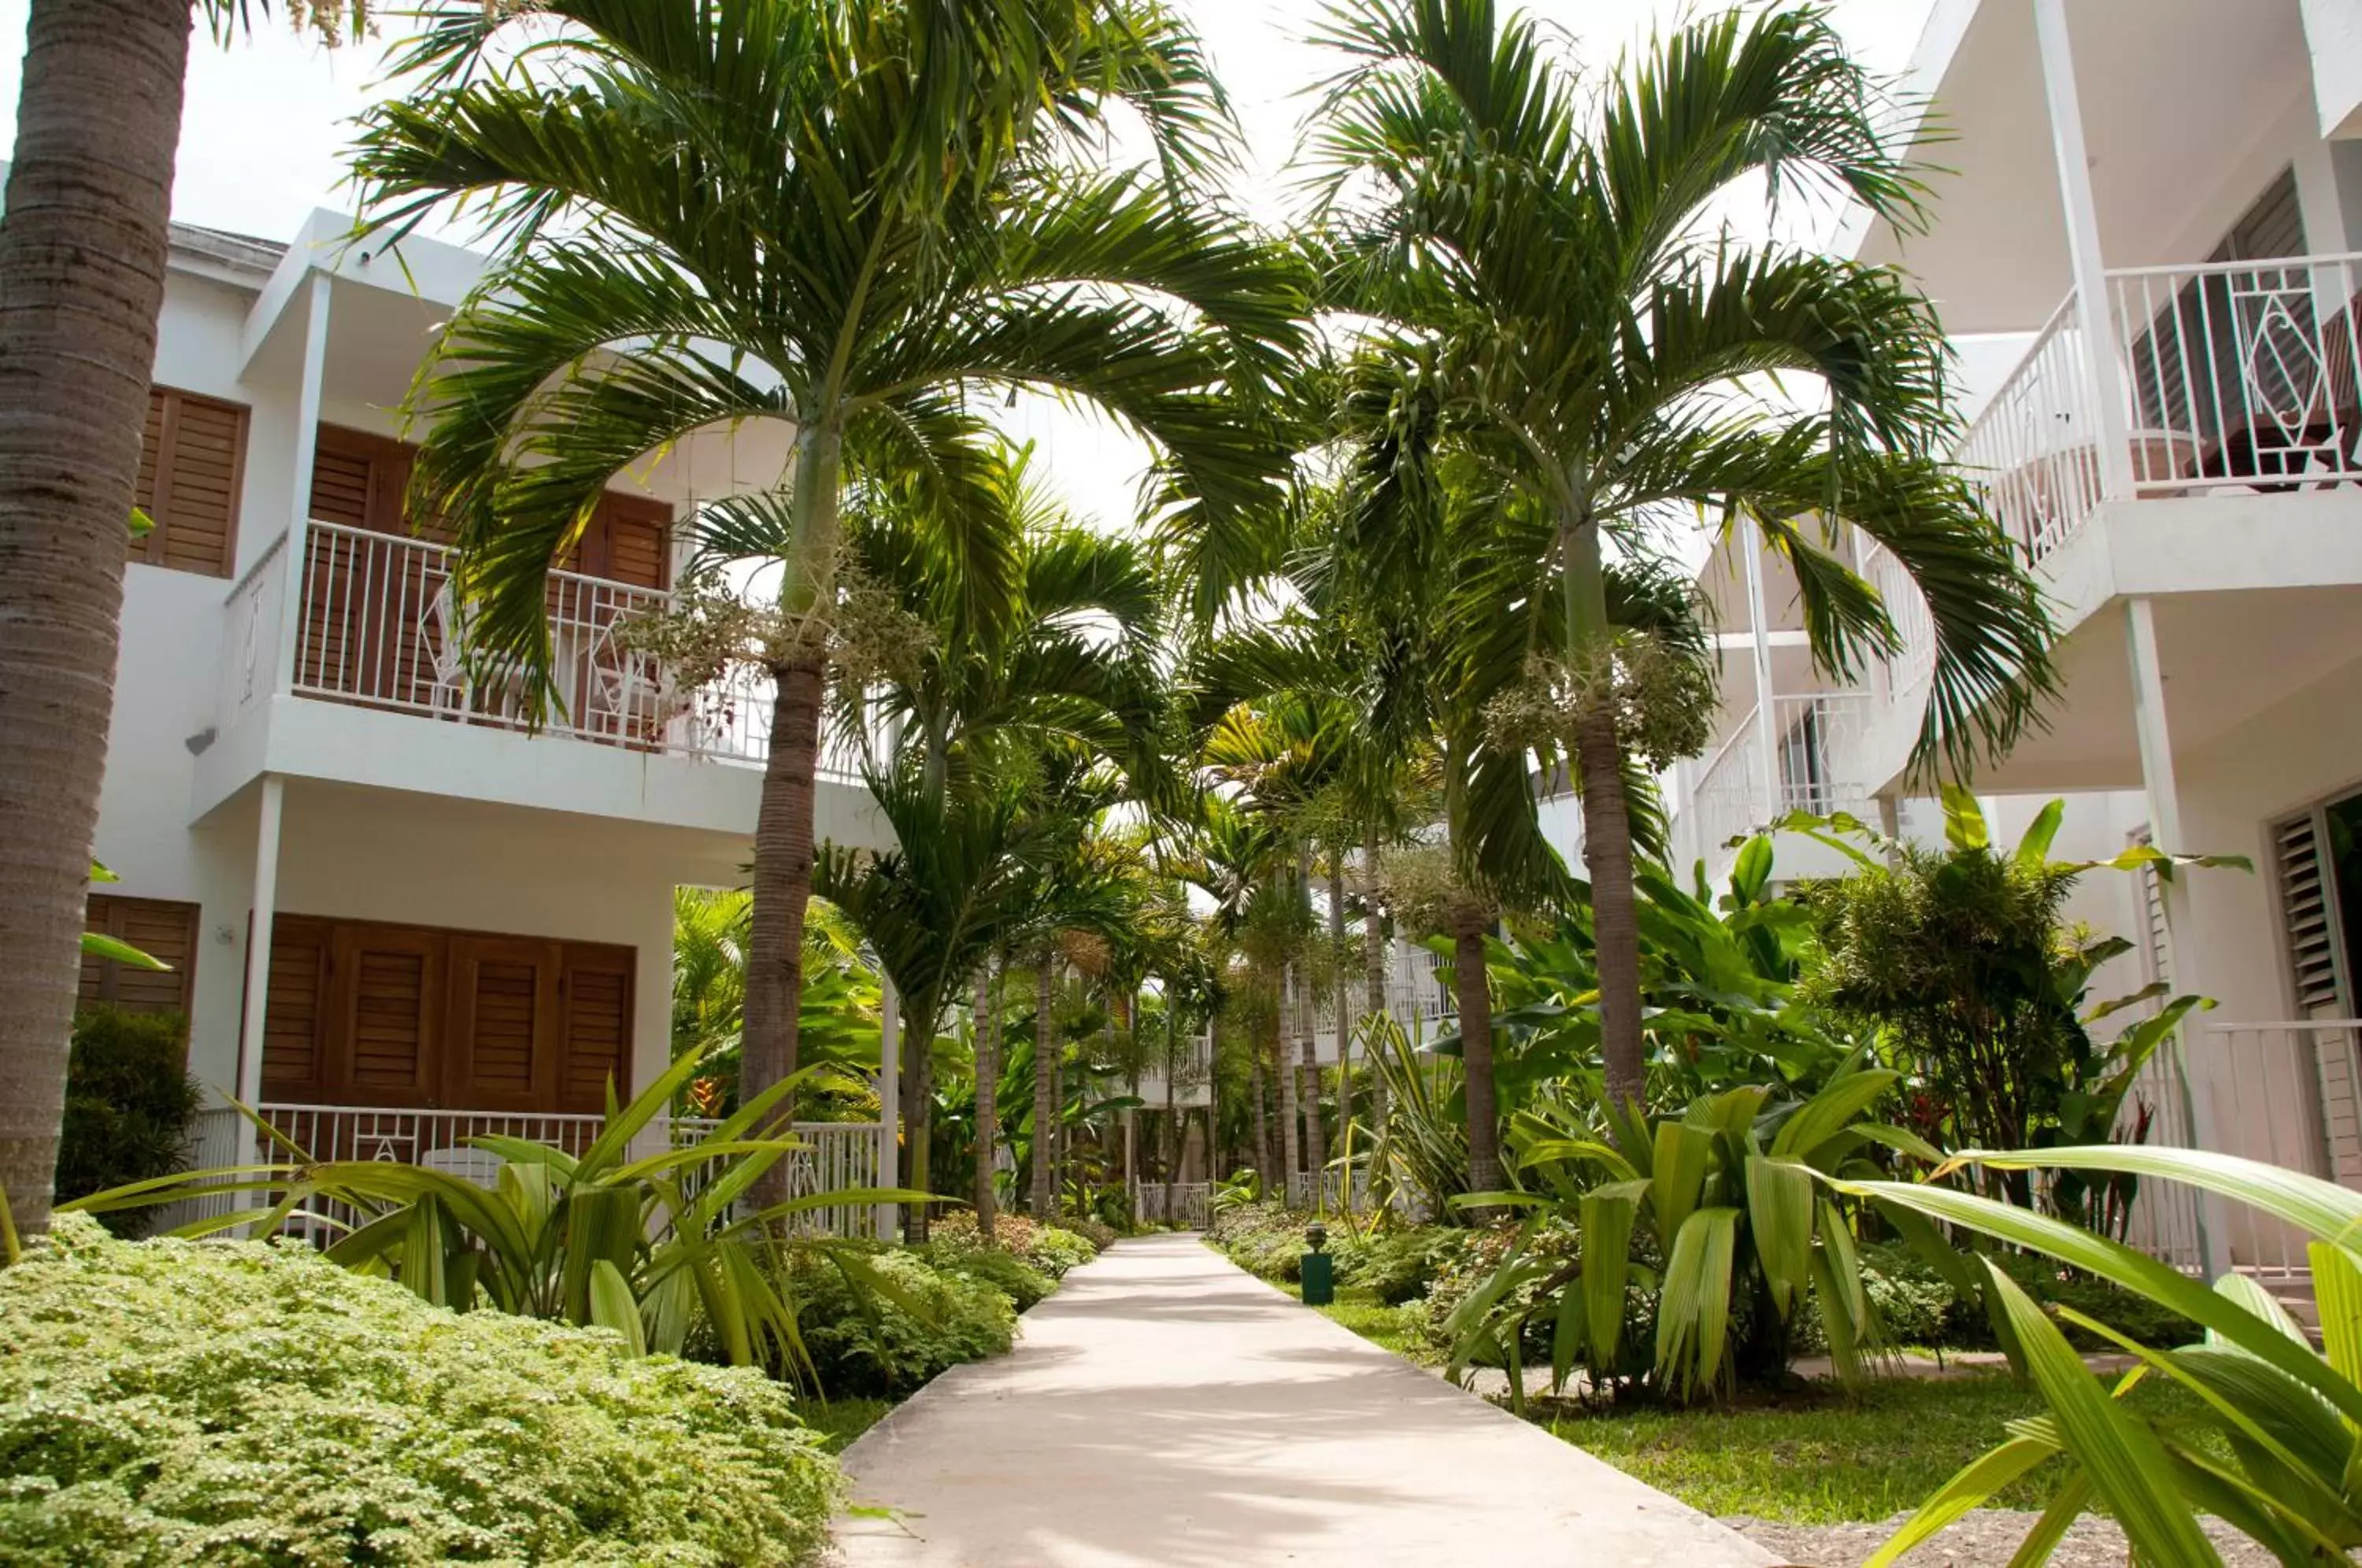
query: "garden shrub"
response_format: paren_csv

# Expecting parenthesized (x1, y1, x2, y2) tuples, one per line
(925, 1211, 1100, 1278)
(1055, 1213, 1119, 1252)
(0, 1216, 839, 1566)
(1338, 1228, 1458, 1305)
(792, 1249, 1016, 1398)
(917, 1242, 1057, 1311)
(1849, 1242, 2199, 1353)
(56, 1008, 202, 1237)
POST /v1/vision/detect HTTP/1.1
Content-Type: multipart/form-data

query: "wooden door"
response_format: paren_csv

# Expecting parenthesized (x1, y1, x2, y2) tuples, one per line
(559, 946, 635, 1114)
(445, 935, 565, 1112)
(328, 923, 443, 1107)
(259, 916, 333, 1100)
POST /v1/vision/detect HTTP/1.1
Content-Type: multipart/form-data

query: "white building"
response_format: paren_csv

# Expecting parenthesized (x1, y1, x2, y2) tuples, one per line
(1545, 0, 2362, 1281)
(80, 208, 888, 1218)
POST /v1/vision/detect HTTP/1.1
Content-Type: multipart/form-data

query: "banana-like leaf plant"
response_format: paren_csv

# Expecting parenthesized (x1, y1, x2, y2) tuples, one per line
(1846, 1146, 2362, 1566)
(1445, 1061, 1935, 1404)
(65, 1047, 931, 1389)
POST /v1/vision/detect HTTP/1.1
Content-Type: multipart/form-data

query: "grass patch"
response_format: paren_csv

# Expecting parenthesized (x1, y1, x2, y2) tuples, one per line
(1312, 1287, 1433, 1361)
(802, 1396, 895, 1455)
(1549, 1374, 2205, 1524)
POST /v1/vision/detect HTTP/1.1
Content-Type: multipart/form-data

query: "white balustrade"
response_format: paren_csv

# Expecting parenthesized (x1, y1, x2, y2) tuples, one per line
(1957, 291, 2105, 561)
(277, 519, 861, 777)
(1689, 693, 1871, 856)
(1134, 1182, 1210, 1228)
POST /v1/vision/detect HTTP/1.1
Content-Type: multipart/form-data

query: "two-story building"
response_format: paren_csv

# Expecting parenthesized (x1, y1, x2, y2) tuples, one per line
(83, 207, 887, 1219)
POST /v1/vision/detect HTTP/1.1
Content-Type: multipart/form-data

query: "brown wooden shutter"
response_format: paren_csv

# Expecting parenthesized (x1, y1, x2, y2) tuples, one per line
(328, 923, 442, 1104)
(79, 894, 198, 1017)
(260, 916, 331, 1096)
(309, 426, 437, 537)
(446, 936, 562, 1111)
(586, 494, 672, 590)
(560, 945, 635, 1111)
(131, 386, 246, 577)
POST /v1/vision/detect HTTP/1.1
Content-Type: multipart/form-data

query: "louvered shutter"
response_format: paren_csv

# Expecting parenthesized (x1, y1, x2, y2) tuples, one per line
(587, 494, 672, 590)
(331, 924, 442, 1104)
(130, 387, 246, 577)
(445, 937, 561, 1110)
(560, 947, 635, 1111)
(261, 917, 331, 1096)
(79, 894, 198, 1018)
(2277, 811, 2348, 1018)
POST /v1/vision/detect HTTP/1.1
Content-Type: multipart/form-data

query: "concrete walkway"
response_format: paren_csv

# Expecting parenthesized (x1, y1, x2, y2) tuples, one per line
(831, 1234, 1777, 1566)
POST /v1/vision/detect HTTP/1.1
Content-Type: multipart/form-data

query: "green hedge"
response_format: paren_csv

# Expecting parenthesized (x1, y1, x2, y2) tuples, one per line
(57, 1008, 202, 1238)
(792, 1249, 1016, 1399)
(0, 1217, 839, 1565)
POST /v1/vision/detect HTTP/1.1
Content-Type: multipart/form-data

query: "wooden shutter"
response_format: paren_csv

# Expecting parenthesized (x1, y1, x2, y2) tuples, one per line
(309, 426, 442, 538)
(79, 894, 198, 1017)
(446, 936, 562, 1111)
(2277, 811, 2348, 1018)
(131, 387, 246, 577)
(586, 494, 672, 590)
(559, 946, 635, 1111)
(260, 916, 332, 1096)
(328, 923, 442, 1104)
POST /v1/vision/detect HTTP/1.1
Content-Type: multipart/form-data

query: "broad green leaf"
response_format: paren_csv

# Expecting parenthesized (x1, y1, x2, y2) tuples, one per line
(1550, 1280, 1587, 1395)
(2011, 798, 2064, 870)
(1581, 1185, 1638, 1368)
(1981, 1261, 2219, 1566)
(2002, 1472, 2090, 1568)
(1771, 1067, 1899, 1161)
(1652, 1120, 1712, 1244)
(1657, 1207, 1739, 1401)
(1941, 783, 1988, 852)
(1743, 1154, 1813, 1318)
(588, 1258, 647, 1356)
(79, 931, 171, 971)
(2312, 1241, 2362, 1438)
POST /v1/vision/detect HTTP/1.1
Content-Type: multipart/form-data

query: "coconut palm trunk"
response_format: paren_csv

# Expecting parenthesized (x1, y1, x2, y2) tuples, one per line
(742, 658, 825, 1204)
(1327, 852, 1353, 1204)
(1250, 1053, 1272, 1189)
(1161, 1008, 1178, 1220)
(1449, 902, 1504, 1199)
(0, 0, 195, 1235)
(1363, 831, 1389, 1132)
(1274, 971, 1301, 1200)
(1031, 956, 1056, 1216)
(972, 962, 999, 1244)
(1575, 702, 1647, 1112)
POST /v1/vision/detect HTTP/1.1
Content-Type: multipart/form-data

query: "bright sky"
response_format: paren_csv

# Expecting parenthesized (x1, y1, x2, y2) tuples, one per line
(0, 0, 1937, 530)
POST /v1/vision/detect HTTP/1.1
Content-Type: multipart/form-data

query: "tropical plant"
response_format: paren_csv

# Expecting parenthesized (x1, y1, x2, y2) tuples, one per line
(1853, 1146, 2362, 1566)
(788, 1244, 1017, 1399)
(0, 0, 362, 1237)
(1794, 788, 2242, 1220)
(1309, 0, 2057, 1118)
(69, 1049, 916, 1385)
(0, 1213, 839, 1564)
(1445, 1061, 1934, 1404)
(351, 0, 1307, 1183)
(672, 887, 883, 1119)
(54, 1006, 202, 1237)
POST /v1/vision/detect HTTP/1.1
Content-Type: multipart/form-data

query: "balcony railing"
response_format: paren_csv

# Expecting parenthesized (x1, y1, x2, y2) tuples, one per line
(243, 519, 861, 776)
(1690, 693, 1871, 857)
(1958, 251, 2362, 567)
(165, 1102, 883, 1239)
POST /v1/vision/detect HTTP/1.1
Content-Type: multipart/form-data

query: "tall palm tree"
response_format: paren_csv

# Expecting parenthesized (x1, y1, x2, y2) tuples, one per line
(1312, 2, 2055, 1110)
(0, 0, 362, 1233)
(352, 0, 1307, 1184)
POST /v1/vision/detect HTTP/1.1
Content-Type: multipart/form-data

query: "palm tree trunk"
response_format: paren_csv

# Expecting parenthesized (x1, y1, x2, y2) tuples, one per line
(1301, 1044, 1325, 1207)
(0, 0, 194, 1235)
(972, 961, 998, 1244)
(903, 992, 933, 1244)
(1363, 829, 1389, 1135)
(1161, 1008, 1177, 1223)
(1249, 1053, 1272, 1192)
(1451, 903, 1505, 1200)
(1274, 971, 1301, 1203)
(1327, 852, 1352, 1206)
(1031, 956, 1055, 1216)
(743, 659, 824, 1207)
(1576, 702, 1647, 1112)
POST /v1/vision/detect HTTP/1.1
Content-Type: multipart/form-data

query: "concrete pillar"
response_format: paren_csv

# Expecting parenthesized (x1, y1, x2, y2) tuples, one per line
(1742, 517, 1781, 823)
(275, 273, 331, 690)
(2034, 0, 2136, 501)
(231, 775, 286, 1192)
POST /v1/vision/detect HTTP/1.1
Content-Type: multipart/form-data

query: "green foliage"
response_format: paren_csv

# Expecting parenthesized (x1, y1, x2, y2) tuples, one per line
(924, 1210, 1098, 1279)
(916, 1241, 1056, 1312)
(1794, 790, 2240, 1226)
(55, 1008, 202, 1237)
(672, 889, 881, 1119)
(0, 1216, 839, 1565)
(73, 1050, 920, 1386)
(1448, 1063, 1931, 1403)
(1208, 1202, 1472, 1309)
(1055, 1214, 1119, 1252)
(790, 1248, 1016, 1400)
(1851, 1145, 2362, 1564)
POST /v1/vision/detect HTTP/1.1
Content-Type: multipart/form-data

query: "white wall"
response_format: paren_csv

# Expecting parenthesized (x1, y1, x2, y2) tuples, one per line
(2303, 0, 2362, 142)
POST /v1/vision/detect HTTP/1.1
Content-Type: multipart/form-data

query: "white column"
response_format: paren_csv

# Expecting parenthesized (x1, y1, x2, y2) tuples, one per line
(231, 775, 286, 1189)
(274, 273, 332, 691)
(2034, 0, 2135, 502)
(2124, 597, 2225, 1277)
(874, 977, 900, 1241)
(1742, 517, 1782, 822)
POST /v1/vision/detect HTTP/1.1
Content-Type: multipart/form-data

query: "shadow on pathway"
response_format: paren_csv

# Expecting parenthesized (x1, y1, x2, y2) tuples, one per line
(831, 1233, 1779, 1566)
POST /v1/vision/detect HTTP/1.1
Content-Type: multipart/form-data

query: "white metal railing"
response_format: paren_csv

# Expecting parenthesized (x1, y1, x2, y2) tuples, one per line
(170, 1104, 879, 1241)
(1959, 290, 2105, 562)
(1689, 693, 1872, 854)
(280, 520, 861, 777)
(1134, 1181, 1209, 1227)
(1278, 945, 1455, 1043)
(1957, 252, 2362, 568)
(1864, 538, 1936, 713)
(220, 533, 289, 732)
(2111, 253, 2362, 497)
(151, 1104, 246, 1233)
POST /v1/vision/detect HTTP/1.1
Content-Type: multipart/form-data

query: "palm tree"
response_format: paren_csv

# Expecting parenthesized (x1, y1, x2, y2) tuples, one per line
(1312, 2, 2056, 1111)
(351, 0, 1307, 1186)
(0, 0, 362, 1233)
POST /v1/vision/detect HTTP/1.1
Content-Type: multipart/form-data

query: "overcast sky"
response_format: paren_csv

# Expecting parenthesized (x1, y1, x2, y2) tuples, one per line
(0, 0, 1938, 530)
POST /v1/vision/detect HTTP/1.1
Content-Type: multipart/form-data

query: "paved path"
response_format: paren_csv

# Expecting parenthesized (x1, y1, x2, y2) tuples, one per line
(831, 1234, 1777, 1566)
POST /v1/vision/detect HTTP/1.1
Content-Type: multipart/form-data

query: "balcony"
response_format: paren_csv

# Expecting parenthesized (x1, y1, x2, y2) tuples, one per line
(1688, 693, 1873, 862)
(1959, 252, 2362, 566)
